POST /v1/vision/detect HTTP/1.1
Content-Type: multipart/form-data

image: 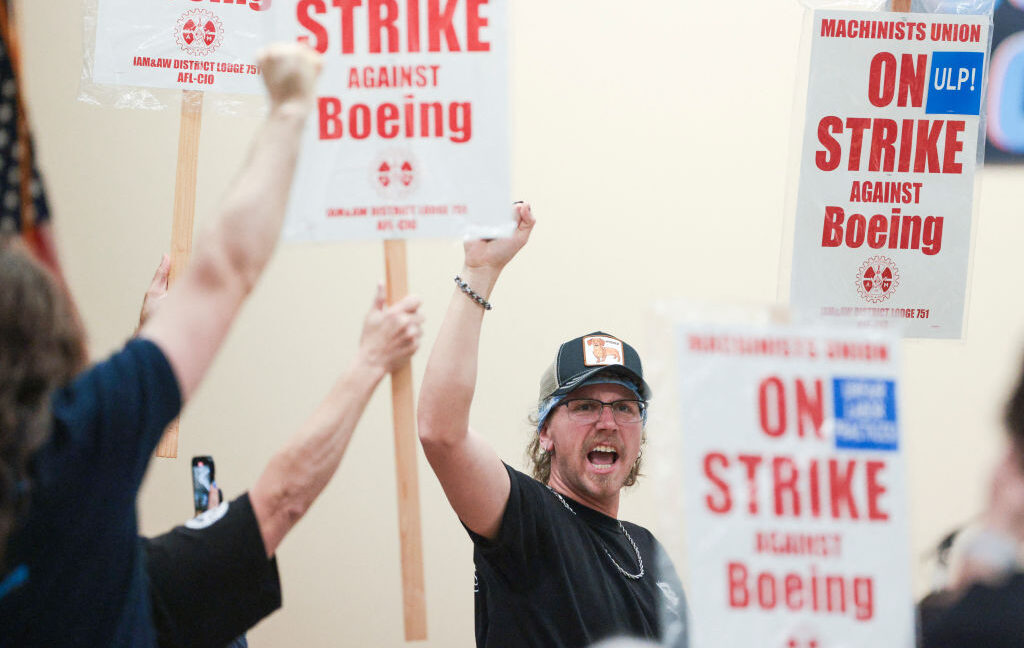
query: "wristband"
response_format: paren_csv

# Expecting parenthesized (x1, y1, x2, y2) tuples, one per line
(455, 275, 492, 311)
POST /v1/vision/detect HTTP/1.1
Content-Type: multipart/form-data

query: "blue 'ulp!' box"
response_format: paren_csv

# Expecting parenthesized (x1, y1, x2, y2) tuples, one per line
(832, 378, 899, 451)
(926, 51, 985, 115)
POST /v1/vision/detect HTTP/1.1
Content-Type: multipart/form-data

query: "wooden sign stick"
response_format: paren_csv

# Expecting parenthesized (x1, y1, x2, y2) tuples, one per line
(893, 0, 911, 12)
(384, 239, 428, 641)
(156, 89, 204, 459)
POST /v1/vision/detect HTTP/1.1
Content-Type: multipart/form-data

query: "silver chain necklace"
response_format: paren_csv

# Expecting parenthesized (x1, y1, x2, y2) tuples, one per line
(546, 486, 645, 580)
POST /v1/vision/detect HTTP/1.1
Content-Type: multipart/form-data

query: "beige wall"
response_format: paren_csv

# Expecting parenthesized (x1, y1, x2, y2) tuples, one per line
(17, 1, 1022, 645)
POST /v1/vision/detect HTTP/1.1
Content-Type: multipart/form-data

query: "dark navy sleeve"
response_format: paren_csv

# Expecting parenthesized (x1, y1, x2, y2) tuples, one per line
(1, 339, 183, 647)
(48, 338, 182, 490)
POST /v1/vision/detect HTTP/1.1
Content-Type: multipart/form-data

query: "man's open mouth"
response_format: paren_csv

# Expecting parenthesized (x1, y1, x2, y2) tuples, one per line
(587, 444, 619, 471)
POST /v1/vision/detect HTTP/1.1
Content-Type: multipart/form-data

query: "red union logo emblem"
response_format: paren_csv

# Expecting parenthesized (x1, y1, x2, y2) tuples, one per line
(176, 10, 224, 57)
(203, 21, 218, 46)
(855, 256, 901, 304)
(862, 265, 875, 293)
(784, 623, 823, 648)
(881, 266, 893, 292)
(181, 19, 196, 45)
(371, 150, 420, 199)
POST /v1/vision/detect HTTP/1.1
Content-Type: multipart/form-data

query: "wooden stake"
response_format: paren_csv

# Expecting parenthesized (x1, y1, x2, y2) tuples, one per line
(384, 238, 428, 641)
(156, 90, 204, 459)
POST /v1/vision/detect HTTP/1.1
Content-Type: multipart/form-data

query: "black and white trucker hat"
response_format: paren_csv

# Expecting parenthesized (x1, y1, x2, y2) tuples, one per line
(538, 331, 652, 403)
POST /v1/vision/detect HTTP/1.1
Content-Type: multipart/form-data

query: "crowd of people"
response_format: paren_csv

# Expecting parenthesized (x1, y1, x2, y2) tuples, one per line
(0, 40, 1021, 648)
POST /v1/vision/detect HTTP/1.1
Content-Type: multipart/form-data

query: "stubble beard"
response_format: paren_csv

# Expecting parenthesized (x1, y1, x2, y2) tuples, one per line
(553, 452, 625, 503)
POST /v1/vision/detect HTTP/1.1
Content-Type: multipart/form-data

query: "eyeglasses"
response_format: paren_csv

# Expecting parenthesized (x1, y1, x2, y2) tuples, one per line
(561, 399, 646, 425)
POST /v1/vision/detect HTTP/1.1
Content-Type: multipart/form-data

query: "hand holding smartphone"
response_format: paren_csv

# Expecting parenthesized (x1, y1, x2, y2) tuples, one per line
(191, 455, 215, 515)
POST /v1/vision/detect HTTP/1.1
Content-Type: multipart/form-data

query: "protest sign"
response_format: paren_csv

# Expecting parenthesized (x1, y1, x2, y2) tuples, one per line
(90, 0, 285, 95)
(678, 322, 912, 647)
(789, 11, 990, 338)
(283, 0, 511, 241)
(88, 0, 291, 457)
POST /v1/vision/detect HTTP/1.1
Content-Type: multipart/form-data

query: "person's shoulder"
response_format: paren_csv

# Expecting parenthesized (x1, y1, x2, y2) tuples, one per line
(57, 338, 172, 394)
(49, 337, 181, 446)
(503, 463, 548, 493)
(502, 462, 530, 484)
(501, 462, 558, 512)
(117, 337, 175, 375)
(964, 570, 1024, 601)
(620, 517, 669, 559)
(620, 517, 656, 541)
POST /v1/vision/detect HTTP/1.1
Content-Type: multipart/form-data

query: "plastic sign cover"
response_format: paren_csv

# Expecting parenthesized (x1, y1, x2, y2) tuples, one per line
(92, 0, 282, 94)
(790, 11, 990, 338)
(678, 323, 912, 647)
(89, 0, 512, 241)
(284, 0, 511, 241)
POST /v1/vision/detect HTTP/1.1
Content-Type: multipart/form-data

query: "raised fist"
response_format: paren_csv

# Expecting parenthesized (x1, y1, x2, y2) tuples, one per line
(258, 42, 322, 108)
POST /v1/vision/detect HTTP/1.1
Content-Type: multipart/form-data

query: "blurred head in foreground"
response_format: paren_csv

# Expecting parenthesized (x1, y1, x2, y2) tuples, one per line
(0, 235, 85, 563)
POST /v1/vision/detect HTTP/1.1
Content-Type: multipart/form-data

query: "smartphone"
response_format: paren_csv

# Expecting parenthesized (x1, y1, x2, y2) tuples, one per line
(191, 455, 215, 514)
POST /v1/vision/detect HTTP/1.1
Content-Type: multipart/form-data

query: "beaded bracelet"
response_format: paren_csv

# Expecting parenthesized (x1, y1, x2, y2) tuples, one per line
(455, 275, 493, 310)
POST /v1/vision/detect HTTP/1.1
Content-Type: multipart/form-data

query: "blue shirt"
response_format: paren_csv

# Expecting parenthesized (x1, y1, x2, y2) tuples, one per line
(0, 339, 181, 647)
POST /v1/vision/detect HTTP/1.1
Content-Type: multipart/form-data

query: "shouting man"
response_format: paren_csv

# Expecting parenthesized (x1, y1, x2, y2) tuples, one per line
(418, 203, 688, 647)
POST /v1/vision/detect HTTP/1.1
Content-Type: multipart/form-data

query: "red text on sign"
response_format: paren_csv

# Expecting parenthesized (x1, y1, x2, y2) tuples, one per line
(297, 0, 491, 54)
(347, 64, 441, 88)
(821, 18, 927, 41)
(182, 0, 270, 11)
(821, 206, 943, 255)
(755, 531, 842, 558)
(318, 94, 472, 142)
(819, 18, 982, 44)
(758, 376, 825, 440)
(848, 180, 923, 205)
(727, 562, 874, 621)
(867, 53, 927, 108)
(816, 117, 965, 174)
(703, 453, 890, 521)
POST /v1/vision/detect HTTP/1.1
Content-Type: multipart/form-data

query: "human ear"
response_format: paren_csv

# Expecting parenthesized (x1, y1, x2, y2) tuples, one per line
(538, 424, 553, 452)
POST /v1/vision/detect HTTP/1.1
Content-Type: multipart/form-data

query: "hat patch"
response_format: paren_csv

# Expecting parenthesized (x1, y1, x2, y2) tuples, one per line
(583, 336, 624, 367)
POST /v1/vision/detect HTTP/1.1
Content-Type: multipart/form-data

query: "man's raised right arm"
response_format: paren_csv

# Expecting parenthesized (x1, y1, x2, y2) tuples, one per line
(138, 43, 321, 402)
(417, 203, 535, 540)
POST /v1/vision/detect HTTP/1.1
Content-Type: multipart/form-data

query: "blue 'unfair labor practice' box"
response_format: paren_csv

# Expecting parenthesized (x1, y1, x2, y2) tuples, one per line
(832, 378, 898, 451)
(926, 51, 985, 115)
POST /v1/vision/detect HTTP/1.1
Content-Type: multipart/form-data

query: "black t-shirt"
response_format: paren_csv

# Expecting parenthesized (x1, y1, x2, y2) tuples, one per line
(919, 573, 1024, 647)
(0, 339, 181, 647)
(145, 492, 281, 648)
(468, 464, 689, 648)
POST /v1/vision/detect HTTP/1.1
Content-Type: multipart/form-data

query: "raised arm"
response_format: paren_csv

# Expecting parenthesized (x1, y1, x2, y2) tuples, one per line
(138, 43, 321, 401)
(418, 203, 535, 540)
(248, 284, 423, 556)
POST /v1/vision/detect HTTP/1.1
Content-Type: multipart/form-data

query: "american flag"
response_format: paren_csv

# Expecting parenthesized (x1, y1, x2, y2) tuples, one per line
(0, 0, 62, 278)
